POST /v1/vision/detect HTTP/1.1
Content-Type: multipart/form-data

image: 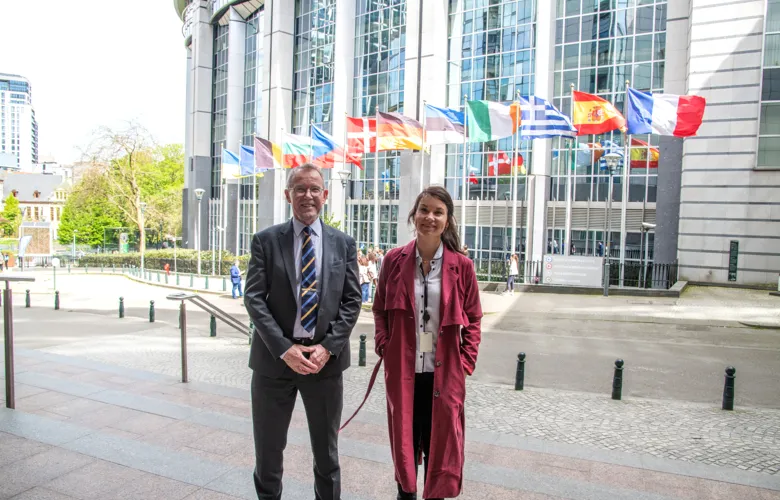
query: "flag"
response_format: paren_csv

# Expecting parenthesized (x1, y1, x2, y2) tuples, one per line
(466, 100, 521, 142)
(221, 149, 240, 180)
(518, 96, 577, 139)
(254, 137, 282, 171)
(424, 104, 465, 144)
(630, 137, 659, 168)
(597, 140, 624, 171)
(571, 91, 626, 136)
(311, 125, 362, 169)
(626, 87, 706, 137)
(239, 145, 255, 176)
(575, 142, 606, 167)
(488, 151, 525, 176)
(282, 133, 311, 168)
(468, 172, 478, 185)
(377, 112, 423, 151)
(347, 117, 376, 154)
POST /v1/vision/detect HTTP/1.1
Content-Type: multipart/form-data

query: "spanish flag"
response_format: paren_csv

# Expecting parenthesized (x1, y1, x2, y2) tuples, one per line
(377, 111, 423, 151)
(571, 91, 626, 136)
(629, 137, 659, 169)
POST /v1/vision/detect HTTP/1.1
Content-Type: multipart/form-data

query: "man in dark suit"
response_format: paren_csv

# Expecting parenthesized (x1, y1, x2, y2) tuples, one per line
(244, 163, 362, 500)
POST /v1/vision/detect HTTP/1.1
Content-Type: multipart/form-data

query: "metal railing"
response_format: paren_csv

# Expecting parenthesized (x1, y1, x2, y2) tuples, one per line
(2, 276, 36, 409)
(166, 292, 248, 383)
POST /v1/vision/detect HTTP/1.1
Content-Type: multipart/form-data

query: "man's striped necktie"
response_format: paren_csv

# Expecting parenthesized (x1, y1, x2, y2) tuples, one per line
(300, 226, 318, 333)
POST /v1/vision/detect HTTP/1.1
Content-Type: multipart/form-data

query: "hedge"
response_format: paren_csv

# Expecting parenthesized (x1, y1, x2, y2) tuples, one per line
(78, 249, 251, 275)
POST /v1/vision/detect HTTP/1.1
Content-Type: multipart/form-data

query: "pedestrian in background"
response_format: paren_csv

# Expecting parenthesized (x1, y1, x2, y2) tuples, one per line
(503, 254, 519, 296)
(367, 252, 378, 301)
(373, 185, 483, 500)
(230, 260, 243, 299)
(359, 255, 371, 303)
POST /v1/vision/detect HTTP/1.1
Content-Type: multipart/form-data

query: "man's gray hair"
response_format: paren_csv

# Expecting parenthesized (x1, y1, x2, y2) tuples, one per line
(286, 163, 325, 189)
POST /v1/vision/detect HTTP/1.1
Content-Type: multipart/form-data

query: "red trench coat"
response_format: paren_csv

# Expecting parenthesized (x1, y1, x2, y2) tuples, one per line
(372, 241, 482, 499)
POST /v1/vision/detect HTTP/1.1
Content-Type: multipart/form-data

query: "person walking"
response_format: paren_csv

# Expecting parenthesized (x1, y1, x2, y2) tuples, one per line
(230, 260, 243, 299)
(358, 256, 371, 304)
(244, 164, 362, 500)
(373, 186, 483, 500)
(503, 254, 519, 296)
(367, 252, 379, 301)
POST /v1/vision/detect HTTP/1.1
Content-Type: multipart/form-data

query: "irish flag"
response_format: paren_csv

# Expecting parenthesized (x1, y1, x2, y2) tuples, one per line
(571, 91, 626, 136)
(466, 100, 522, 142)
(282, 133, 311, 168)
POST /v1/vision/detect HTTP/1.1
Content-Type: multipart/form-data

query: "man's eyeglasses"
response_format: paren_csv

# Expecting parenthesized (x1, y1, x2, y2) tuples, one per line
(292, 186, 324, 197)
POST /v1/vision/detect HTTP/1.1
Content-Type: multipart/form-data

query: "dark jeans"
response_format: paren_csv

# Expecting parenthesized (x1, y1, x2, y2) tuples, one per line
(232, 282, 242, 298)
(397, 372, 442, 500)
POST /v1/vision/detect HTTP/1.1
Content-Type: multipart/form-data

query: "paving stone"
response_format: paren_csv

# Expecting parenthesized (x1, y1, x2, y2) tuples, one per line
(8, 487, 77, 499)
(0, 448, 94, 498)
(183, 489, 244, 500)
(0, 432, 51, 467)
(45, 460, 145, 499)
(104, 471, 199, 500)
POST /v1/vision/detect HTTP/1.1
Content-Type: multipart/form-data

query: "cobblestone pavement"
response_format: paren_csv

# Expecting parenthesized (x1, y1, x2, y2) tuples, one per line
(40, 326, 780, 476)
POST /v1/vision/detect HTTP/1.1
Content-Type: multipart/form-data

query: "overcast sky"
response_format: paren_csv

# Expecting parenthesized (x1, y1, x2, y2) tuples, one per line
(0, 0, 186, 164)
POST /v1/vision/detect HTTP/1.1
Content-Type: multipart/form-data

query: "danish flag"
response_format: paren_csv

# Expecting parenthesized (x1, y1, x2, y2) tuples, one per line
(487, 151, 524, 176)
(347, 117, 377, 154)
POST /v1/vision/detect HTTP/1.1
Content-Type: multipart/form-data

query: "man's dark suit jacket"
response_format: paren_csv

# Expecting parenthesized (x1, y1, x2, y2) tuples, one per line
(244, 219, 362, 379)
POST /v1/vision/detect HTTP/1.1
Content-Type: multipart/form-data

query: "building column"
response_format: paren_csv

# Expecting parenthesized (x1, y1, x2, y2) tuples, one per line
(184, 0, 213, 251)
(224, 7, 247, 255)
(331, 0, 356, 229)
(527, 0, 557, 262)
(258, 0, 295, 229)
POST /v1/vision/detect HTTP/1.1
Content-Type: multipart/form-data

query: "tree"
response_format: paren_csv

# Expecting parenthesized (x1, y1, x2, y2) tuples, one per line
(58, 168, 124, 247)
(141, 144, 185, 243)
(84, 123, 155, 252)
(321, 211, 342, 231)
(0, 195, 22, 237)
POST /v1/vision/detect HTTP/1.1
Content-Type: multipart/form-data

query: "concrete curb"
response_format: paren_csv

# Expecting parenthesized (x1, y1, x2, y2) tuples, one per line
(738, 321, 780, 330)
(46, 269, 227, 297)
(502, 281, 687, 298)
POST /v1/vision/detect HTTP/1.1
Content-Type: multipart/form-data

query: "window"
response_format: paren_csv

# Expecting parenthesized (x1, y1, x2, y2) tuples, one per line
(759, 0, 780, 168)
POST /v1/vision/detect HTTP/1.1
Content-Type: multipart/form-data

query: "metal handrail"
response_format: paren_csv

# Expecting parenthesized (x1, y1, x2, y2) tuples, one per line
(166, 292, 248, 383)
(2, 276, 36, 409)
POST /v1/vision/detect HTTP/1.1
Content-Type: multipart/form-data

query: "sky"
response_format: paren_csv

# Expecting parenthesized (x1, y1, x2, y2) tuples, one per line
(0, 0, 186, 164)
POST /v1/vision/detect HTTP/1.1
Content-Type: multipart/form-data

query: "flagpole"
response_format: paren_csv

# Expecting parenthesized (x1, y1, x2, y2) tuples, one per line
(460, 94, 468, 245)
(510, 90, 520, 256)
(252, 139, 257, 237)
(373, 109, 379, 247)
(619, 80, 631, 286)
(235, 142, 241, 256)
(343, 112, 349, 235)
(565, 84, 576, 257)
(280, 127, 286, 223)
(420, 100, 427, 192)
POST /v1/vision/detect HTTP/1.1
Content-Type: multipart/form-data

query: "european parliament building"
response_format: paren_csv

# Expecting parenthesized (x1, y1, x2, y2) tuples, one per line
(174, 0, 780, 287)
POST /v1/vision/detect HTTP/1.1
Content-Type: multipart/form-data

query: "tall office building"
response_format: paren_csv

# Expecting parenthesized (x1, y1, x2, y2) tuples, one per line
(175, 0, 780, 286)
(0, 73, 38, 172)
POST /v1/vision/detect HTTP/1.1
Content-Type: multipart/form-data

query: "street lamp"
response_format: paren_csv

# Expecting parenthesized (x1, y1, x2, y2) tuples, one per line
(72, 230, 78, 260)
(602, 152, 621, 297)
(336, 170, 351, 233)
(194, 188, 205, 275)
(139, 202, 147, 278)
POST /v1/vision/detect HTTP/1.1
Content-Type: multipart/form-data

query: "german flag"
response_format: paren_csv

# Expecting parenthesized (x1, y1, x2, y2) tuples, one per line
(377, 112, 423, 151)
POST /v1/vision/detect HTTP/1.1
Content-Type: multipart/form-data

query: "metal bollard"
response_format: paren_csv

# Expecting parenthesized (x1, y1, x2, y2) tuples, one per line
(222, 277, 227, 292)
(205, 276, 209, 289)
(248, 321, 253, 344)
(101, 264, 104, 273)
(612, 359, 624, 400)
(176, 274, 180, 286)
(359, 334, 367, 366)
(25, 290, 30, 308)
(210, 315, 217, 337)
(54, 291, 60, 310)
(149, 300, 155, 323)
(515, 352, 526, 391)
(157, 272, 161, 283)
(190, 274, 194, 287)
(119, 297, 124, 318)
(84, 266, 88, 274)
(67, 265, 71, 273)
(165, 274, 169, 284)
(722, 366, 736, 411)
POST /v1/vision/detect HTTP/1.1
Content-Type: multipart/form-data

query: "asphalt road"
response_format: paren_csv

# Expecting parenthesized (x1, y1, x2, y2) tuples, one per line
(4, 271, 780, 408)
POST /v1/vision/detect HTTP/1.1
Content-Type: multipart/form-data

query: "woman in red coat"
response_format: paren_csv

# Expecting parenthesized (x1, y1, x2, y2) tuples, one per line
(373, 186, 482, 500)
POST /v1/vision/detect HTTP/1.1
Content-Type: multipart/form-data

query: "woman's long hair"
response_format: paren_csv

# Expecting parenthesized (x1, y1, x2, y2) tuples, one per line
(407, 186, 466, 255)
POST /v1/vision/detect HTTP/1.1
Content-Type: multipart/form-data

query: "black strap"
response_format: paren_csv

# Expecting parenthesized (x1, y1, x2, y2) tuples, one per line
(419, 263, 430, 328)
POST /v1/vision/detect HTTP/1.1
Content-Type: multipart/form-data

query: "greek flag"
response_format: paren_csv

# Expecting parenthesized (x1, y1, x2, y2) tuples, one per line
(518, 96, 577, 140)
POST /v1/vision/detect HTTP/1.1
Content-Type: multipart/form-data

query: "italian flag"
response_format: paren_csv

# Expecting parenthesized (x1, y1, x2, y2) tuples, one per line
(282, 133, 311, 168)
(466, 100, 522, 143)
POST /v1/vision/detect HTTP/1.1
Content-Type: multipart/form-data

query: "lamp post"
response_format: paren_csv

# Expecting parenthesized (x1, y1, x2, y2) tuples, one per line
(194, 188, 205, 275)
(602, 153, 621, 297)
(139, 202, 147, 277)
(337, 169, 352, 233)
(72, 230, 78, 259)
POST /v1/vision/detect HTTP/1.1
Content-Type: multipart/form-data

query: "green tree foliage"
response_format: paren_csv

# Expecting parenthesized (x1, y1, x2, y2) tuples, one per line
(58, 168, 125, 247)
(321, 211, 342, 231)
(0, 195, 22, 237)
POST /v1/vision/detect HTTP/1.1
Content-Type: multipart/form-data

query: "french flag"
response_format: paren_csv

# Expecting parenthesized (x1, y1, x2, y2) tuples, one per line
(626, 88, 706, 137)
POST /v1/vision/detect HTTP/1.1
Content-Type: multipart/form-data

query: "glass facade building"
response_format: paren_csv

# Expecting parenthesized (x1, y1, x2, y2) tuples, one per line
(209, 23, 229, 251)
(348, 0, 408, 251)
(759, 0, 780, 168)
